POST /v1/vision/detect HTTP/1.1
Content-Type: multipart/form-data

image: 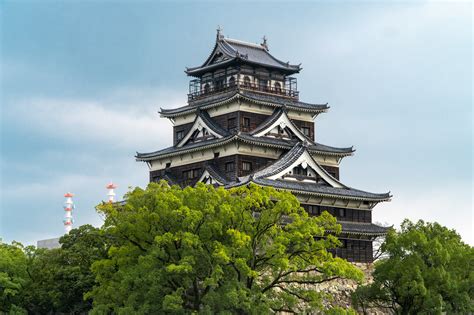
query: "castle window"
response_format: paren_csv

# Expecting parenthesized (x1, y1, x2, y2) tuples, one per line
(243, 76, 251, 87)
(301, 127, 310, 137)
(274, 82, 282, 93)
(229, 76, 236, 87)
(308, 205, 320, 215)
(293, 165, 307, 176)
(225, 162, 235, 172)
(214, 152, 220, 158)
(165, 162, 171, 168)
(259, 79, 268, 91)
(242, 161, 252, 171)
(338, 208, 346, 218)
(215, 78, 224, 91)
(203, 83, 210, 94)
(176, 130, 184, 141)
(243, 117, 250, 128)
(183, 168, 200, 180)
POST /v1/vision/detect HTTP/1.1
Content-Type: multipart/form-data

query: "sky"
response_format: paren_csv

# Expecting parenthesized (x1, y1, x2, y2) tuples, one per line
(1, 1, 472, 245)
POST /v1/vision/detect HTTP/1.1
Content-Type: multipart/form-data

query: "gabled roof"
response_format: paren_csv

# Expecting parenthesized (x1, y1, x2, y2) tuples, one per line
(176, 110, 229, 147)
(160, 90, 329, 118)
(185, 35, 301, 77)
(228, 143, 391, 202)
(250, 108, 314, 143)
(136, 134, 353, 161)
(197, 164, 231, 186)
(253, 142, 346, 188)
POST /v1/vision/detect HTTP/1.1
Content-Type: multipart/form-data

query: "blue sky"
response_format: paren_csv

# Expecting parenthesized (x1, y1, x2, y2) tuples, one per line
(1, 1, 472, 245)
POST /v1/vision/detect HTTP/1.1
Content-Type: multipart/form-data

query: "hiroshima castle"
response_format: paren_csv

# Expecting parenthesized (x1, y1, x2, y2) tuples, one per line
(137, 30, 391, 263)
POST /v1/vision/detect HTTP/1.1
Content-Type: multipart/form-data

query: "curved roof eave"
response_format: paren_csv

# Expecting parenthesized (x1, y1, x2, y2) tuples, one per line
(160, 92, 329, 118)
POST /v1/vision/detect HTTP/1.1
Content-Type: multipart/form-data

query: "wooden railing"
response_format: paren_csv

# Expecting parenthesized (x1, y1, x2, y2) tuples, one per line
(188, 79, 299, 102)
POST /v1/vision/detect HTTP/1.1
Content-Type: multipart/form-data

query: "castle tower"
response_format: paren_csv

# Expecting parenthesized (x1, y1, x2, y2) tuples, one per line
(136, 31, 391, 263)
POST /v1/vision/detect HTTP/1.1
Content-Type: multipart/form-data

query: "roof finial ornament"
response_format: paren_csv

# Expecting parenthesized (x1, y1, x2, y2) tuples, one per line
(216, 25, 224, 40)
(261, 35, 268, 50)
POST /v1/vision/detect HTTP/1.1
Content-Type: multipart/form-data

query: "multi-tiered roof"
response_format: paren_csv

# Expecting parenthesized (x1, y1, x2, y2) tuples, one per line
(137, 30, 391, 263)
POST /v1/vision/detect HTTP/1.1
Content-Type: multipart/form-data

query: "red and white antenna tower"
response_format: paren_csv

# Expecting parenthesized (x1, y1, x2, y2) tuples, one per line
(106, 182, 117, 203)
(63, 192, 74, 233)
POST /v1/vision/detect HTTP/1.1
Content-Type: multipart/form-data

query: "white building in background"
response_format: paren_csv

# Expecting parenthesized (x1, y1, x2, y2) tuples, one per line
(37, 237, 61, 249)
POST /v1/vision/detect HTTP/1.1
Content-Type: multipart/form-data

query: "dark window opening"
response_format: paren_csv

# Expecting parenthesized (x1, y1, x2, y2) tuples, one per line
(229, 76, 236, 87)
(338, 208, 346, 217)
(225, 162, 235, 172)
(215, 78, 224, 91)
(214, 152, 220, 158)
(274, 82, 282, 93)
(243, 76, 251, 87)
(301, 127, 310, 137)
(203, 83, 210, 94)
(176, 130, 184, 141)
(183, 169, 200, 180)
(242, 161, 252, 171)
(259, 79, 268, 91)
(308, 205, 320, 216)
(165, 162, 171, 168)
(243, 117, 250, 128)
(293, 165, 307, 176)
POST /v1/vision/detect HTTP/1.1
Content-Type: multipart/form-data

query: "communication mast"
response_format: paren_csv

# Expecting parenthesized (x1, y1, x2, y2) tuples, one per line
(106, 182, 117, 203)
(63, 192, 74, 233)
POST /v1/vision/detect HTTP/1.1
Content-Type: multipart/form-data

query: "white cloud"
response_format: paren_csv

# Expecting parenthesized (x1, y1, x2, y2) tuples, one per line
(4, 87, 183, 151)
(374, 184, 473, 245)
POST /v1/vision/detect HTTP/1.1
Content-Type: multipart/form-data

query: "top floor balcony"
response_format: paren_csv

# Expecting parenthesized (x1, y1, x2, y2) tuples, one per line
(188, 76, 298, 102)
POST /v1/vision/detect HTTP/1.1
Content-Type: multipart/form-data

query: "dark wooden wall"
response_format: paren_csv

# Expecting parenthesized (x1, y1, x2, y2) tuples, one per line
(150, 154, 275, 187)
(300, 204, 372, 223)
(330, 239, 374, 263)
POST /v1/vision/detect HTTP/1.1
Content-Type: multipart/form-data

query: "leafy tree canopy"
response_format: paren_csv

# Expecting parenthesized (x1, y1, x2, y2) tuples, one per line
(0, 225, 109, 314)
(352, 219, 474, 314)
(88, 181, 362, 314)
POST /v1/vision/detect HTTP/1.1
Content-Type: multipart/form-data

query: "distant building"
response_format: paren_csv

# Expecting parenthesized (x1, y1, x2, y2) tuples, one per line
(37, 237, 61, 249)
(136, 30, 391, 263)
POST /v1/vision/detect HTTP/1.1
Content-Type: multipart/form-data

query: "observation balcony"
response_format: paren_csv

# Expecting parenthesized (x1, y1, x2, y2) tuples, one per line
(188, 77, 298, 102)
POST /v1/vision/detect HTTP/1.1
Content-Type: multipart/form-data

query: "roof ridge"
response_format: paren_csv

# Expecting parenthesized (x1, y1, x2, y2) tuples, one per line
(224, 37, 265, 50)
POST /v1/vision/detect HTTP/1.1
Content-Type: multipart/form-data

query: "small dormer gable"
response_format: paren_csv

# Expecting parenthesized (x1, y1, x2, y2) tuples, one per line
(176, 111, 229, 147)
(251, 108, 313, 143)
(253, 143, 345, 188)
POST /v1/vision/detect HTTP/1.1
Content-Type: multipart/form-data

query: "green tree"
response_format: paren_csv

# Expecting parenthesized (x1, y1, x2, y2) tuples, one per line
(20, 225, 110, 314)
(88, 181, 362, 314)
(352, 219, 474, 314)
(0, 225, 109, 314)
(0, 241, 28, 313)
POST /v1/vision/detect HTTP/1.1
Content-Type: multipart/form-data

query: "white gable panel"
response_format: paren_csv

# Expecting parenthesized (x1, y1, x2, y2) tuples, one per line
(177, 115, 223, 147)
(267, 151, 345, 188)
(253, 111, 310, 142)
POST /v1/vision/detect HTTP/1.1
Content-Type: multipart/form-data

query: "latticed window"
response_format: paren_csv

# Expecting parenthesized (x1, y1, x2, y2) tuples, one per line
(242, 161, 252, 171)
(301, 127, 310, 137)
(183, 169, 200, 179)
(293, 165, 307, 176)
(176, 130, 184, 141)
(243, 117, 250, 128)
(225, 162, 235, 172)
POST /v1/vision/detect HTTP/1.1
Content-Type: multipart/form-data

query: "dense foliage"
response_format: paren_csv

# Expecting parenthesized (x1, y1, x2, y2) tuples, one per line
(0, 225, 109, 314)
(352, 219, 474, 314)
(88, 181, 362, 313)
